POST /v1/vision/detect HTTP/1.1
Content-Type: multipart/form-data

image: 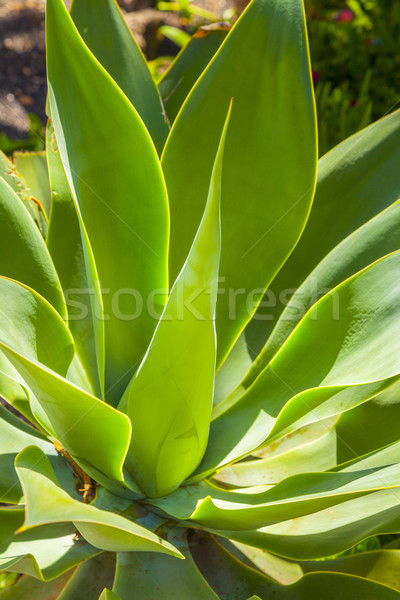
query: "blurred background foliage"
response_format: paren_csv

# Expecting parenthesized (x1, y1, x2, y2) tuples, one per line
(306, 0, 400, 154)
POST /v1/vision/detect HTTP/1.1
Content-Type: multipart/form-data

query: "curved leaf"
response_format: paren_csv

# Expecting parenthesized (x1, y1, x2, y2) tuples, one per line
(214, 418, 337, 487)
(302, 549, 400, 592)
(113, 528, 219, 599)
(336, 381, 400, 464)
(0, 571, 74, 600)
(70, 0, 168, 154)
(151, 459, 400, 531)
(0, 176, 65, 317)
(0, 403, 51, 503)
(1, 350, 131, 487)
(162, 0, 317, 365)
(226, 488, 400, 559)
(0, 507, 24, 547)
(0, 277, 74, 376)
(123, 103, 230, 498)
(247, 107, 400, 362)
(14, 151, 51, 218)
(0, 523, 100, 581)
(15, 447, 182, 558)
(46, 0, 169, 403)
(248, 198, 400, 376)
(46, 121, 104, 399)
(159, 24, 230, 124)
(99, 591, 121, 600)
(56, 553, 115, 599)
(190, 533, 400, 599)
(201, 251, 400, 475)
(0, 150, 47, 234)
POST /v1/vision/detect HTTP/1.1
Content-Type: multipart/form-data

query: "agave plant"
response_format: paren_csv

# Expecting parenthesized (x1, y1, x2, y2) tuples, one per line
(1, 0, 400, 597)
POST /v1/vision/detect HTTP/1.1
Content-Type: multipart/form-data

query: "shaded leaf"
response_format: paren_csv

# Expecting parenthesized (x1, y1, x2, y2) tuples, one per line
(46, 121, 104, 398)
(0, 176, 65, 317)
(123, 102, 231, 497)
(246, 108, 400, 364)
(46, 0, 169, 403)
(113, 528, 219, 599)
(15, 447, 182, 558)
(162, 0, 317, 365)
(159, 24, 230, 124)
(14, 151, 51, 218)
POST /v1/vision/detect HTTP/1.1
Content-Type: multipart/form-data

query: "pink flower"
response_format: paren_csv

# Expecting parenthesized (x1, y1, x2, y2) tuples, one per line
(312, 70, 319, 84)
(336, 9, 354, 22)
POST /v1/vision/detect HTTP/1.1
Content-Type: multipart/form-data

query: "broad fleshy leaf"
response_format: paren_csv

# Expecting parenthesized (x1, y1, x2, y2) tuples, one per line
(246, 107, 400, 363)
(189, 532, 400, 599)
(336, 381, 400, 464)
(0, 571, 74, 600)
(0, 523, 100, 581)
(15, 447, 182, 558)
(46, 0, 169, 403)
(162, 0, 317, 365)
(14, 151, 51, 218)
(123, 103, 231, 498)
(70, 0, 168, 154)
(159, 24, 230, 124)
(150, 459, 400, 531)
(0, 150, 47, 234)
(46, 121, 104, 399)
(55, 553, 116, 599)
(113, 528, 219, 599)
(246, 198, 400, 377)
(214, 418, 337, 487)
(225, 487, 400, 559)
(201, 251, 400, 475)
(0, 175, 65, 317)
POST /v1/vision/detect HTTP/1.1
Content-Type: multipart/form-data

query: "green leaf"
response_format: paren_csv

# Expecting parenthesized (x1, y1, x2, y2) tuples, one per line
(201, 251, 400, 475)
(56, 553, 116, 599)
(151, 459, 400, 531)
(0, 176, 65, 318)
(213, 418, 337, 487)
(46, 120, 104, 399)
(99, 590, 121, 600)
(0, 403, 51, 503)
(0, 150, 47, 234)
(0, 283, 130, 485)
(14, 151, 51, 218)
(300, 549, 400, 591)
(247, 198, 400, 379)
(0, 507, 24, 547)
(226, 487, 400, 559)
(0, 277, 74, 376)
(289, 573, 400, 599)
(162, 0, 317, 365)
(246, 107, 400, 364)
(336, 381, 400, 464)
(70, 0, 169, 154)
(123, 102, 231, 498)
(1, 352, 131, 487)
(46, 0, 169, 404)
(190, 533, 400, 599)
(159, 24, 230, 124)
(0, 353, 38, 424)
(188, 531, 280, 599)
(0, 571, 74, 600)
(0, 523, 100, 581)
(113, 528, 219, 599)
(15, 447, 182, 558)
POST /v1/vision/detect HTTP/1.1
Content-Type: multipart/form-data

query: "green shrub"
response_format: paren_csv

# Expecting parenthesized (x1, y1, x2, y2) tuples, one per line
(1, 0, 400, 598)
(306, 0, 400, 153)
